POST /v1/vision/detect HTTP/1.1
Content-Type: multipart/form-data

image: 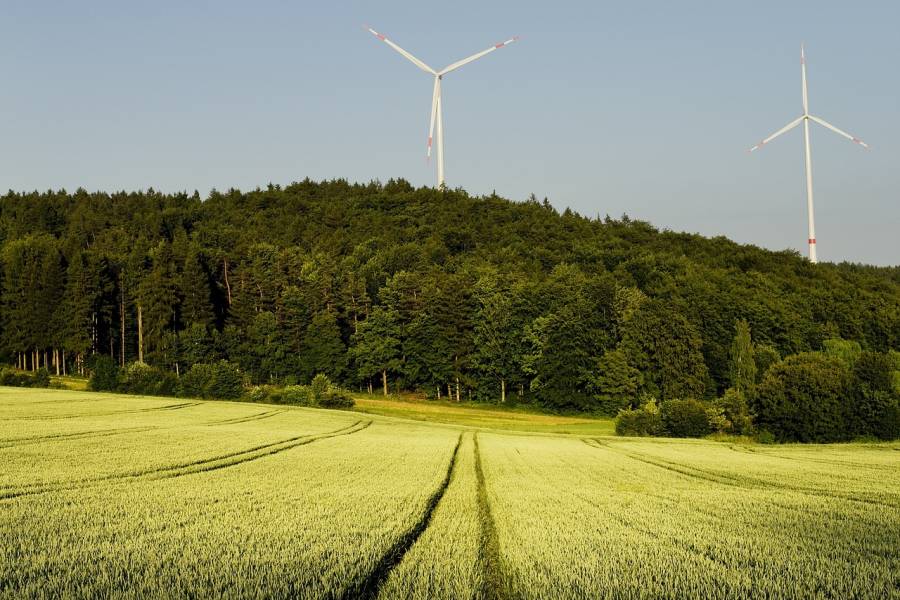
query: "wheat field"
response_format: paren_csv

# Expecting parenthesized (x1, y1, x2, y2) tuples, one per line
(1, 388, 898, 599)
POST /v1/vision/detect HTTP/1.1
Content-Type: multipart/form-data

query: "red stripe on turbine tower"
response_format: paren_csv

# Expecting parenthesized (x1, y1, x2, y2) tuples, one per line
(808, 238, 816, 244)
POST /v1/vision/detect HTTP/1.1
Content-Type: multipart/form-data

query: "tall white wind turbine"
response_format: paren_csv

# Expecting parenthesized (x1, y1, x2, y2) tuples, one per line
(748, 45, 868, 263)
(366, 26, 518, 188)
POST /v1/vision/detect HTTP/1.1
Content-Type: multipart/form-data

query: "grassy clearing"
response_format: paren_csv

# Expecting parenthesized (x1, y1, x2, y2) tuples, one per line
(1, 387, 898, 598)
(352, 395, 615, 435)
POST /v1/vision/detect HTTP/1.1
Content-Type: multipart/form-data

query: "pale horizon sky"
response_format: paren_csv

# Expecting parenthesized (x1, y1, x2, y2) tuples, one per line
(1, 1, 897, 266)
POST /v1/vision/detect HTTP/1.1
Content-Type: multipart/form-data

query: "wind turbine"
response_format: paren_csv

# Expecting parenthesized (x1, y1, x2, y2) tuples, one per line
(748, 45, 868, 263)
(366, 26, 518, 188)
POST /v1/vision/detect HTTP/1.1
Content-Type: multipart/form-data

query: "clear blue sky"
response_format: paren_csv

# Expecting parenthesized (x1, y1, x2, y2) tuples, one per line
(1, 1, 897, 265)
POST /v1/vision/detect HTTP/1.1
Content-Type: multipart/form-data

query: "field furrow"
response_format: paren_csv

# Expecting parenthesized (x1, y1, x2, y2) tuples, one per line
(597, 438, 900, 507)
(1, 419, 460, 598)
(480, 433, 900, 599)
(376, 433, 492, 600)
(0, 420, 372, 499)
(346, 433, 463, 599)
(2, 400, 203, 421)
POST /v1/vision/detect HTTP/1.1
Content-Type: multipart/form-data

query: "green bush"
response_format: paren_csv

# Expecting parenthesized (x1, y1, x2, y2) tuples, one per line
(615, 399, 663, 436)
(181, 363, 216, 398)
(0, 367, 44, 388)
(208, 361, 244, 399)
(705, 405, 731, 434)
(281, 384, 313, 405)
(753, 352, 851, 443)
(182, 361, 244, 400)
(849, 352, 899, 440)
(318, 387, 354, 409)
(88, 356, 121, 392)
(0, 368, 25, 386)
(33, 368, 51, 388)
(120, 362, 179, 396)
(716, 387, 753, 435)
(310, 374, 329, 401)
(246, 386, 272, 403)
(661, 398, 712, 438)
(311, 374, 354, 409)
(755, 430, 776, 444)
(272, 375, 354, 409)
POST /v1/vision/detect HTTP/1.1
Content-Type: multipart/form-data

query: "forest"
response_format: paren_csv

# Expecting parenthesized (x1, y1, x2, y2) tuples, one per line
(1, 179, 898, 439)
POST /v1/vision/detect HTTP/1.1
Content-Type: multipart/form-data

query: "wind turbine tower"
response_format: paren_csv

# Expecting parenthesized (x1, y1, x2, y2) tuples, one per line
(748, 45, 868, 263)
(366, 26, 518, 188)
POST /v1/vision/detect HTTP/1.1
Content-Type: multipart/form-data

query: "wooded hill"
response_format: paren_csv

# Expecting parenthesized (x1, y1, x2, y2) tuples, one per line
(1, 179, 898, 412)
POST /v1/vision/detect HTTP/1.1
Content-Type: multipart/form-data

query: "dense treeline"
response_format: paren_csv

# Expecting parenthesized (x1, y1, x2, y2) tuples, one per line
(1, 179, 898, 428)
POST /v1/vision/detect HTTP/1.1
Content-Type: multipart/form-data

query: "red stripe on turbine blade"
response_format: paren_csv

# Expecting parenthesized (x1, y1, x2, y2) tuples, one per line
(495, 43, 504, 48)
(377, 34, 385, 40)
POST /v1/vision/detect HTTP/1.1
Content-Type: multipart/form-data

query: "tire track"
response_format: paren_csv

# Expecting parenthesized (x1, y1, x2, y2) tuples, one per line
(340, 433, 462, 600)
(584, 439, 742, 486)
(0, 409, 285, 447)
(0, 420, 371, 500)
(571, 489, 733, 573)
(474, 432, 506, 600)
(0, 426, 157, 449)
(2, 401, 202, 421)
(584, 438, 898, 508)
(728, 444, 897, 471)
(202, 409, 285, 426)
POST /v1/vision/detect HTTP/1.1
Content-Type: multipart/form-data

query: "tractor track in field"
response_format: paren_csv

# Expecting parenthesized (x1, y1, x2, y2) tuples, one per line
(571, 488, 733, 572)
(727, 444, 897, 470)
(474, 433, 507, 600)
(0, 409, 285, 448)
(340, 433, 462, 600)
(0, 425, 157, 448)
(583, 438, 899, 509)
(0, 420, 371, 500)
(1, 401, 202, 421)
(202, 409, 285, 426)
(0, 396, 102, 406)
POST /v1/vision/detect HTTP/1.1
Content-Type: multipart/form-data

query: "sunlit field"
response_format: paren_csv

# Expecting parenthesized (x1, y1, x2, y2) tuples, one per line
(1, 387, 898, 599)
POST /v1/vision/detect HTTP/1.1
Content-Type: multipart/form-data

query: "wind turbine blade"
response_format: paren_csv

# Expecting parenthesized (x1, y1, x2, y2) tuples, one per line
(809, 115, 869, 148)
(427, 77, 440, 159)
(748, 116, 805, 152)
(365, 26, 436, 74)
(438, 36, 519, 75)
(801, 45, 809, 114)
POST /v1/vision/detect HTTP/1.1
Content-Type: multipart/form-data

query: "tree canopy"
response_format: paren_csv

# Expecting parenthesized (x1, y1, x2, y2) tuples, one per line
(1, 179, 898, 412)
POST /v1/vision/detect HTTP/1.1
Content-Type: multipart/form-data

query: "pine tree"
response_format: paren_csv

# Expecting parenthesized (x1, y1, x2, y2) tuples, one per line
(61, 252, 98, 373)
(591, 348, 643, 415)
(135, 241, 178, 364)
(299, 310, 347, 383)
(180, 244, 215, 328)
(622, 300, 709, 400)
